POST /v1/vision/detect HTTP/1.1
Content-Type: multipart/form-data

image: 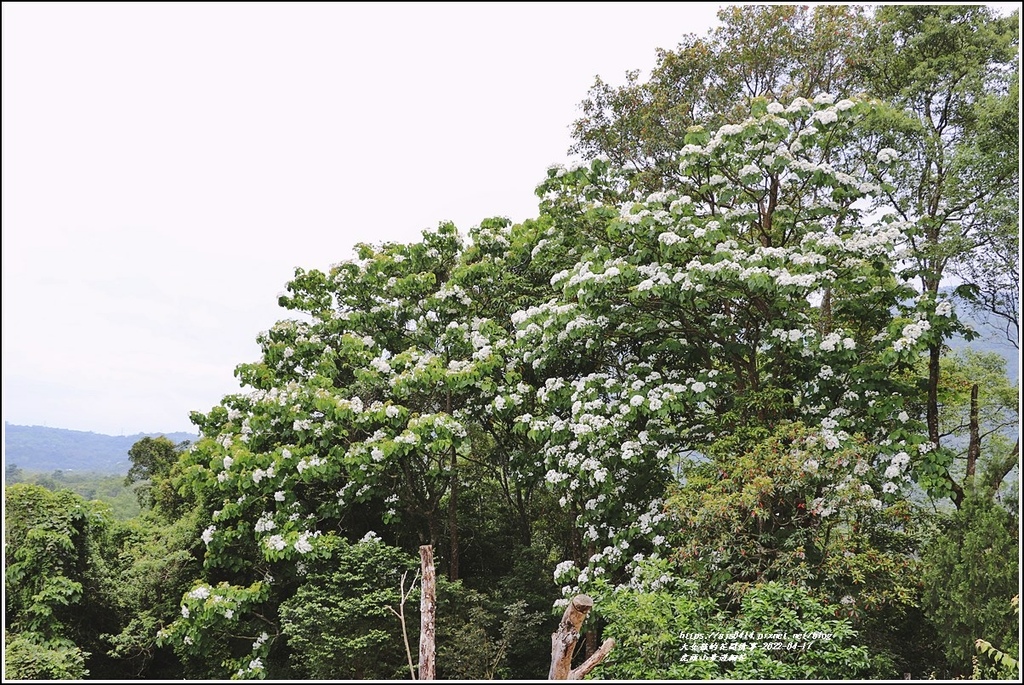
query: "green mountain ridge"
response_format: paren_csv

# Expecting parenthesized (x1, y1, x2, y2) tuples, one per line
(3, 423, 197, 474)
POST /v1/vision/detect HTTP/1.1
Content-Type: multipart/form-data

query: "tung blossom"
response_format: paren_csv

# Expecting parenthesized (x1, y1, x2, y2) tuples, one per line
(876, 147, 900, 164)
(294, 533, 314, 554)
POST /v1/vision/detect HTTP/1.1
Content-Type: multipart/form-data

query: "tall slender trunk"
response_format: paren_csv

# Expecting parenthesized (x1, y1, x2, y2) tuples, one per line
(927, 344, 941, 447)
(966, 383, 980, 484)
(418, 545, 436, 680)
(448, 444, 459, 582)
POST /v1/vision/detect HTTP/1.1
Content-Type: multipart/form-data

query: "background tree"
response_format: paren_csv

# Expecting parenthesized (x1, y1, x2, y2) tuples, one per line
(571, 4, 870, 194)
(857, 5, 1019, 500)
(125, 435, 190, 511)
(921, 494, 1019, 678)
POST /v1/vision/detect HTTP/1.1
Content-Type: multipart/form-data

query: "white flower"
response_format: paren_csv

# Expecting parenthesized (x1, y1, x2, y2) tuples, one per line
(691, 381, 706, 393)
(266, 535, 287, 551)
(274, 490, 286, 502)
(767, 102, 784, 114)
(935, 300, 953, 317)
(188, 586, 210, 600)
(876, 147, 900, 164)
(738, 163, 760, 178)
(897, 411, 909, 423)
(248, 658, 264, 671)
(181, 605, 190, 618)
(255, 514, 276, 533)
(223, 456, 233, 470)
(294, 533, 314, 554)
(225, 609, 234, 620)
(201, 525, 216, 545)
(554, 560, 576, 582)
(360, 530, 381, 544)
(813, 108, 838, 125)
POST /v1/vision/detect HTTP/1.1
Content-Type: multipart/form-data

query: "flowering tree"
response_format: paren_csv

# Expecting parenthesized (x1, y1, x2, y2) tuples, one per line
(157, 93, 979, 678)
(157, 215, 577, 677)
(530, 95, 958, 605)
(571, 4, 871, 195)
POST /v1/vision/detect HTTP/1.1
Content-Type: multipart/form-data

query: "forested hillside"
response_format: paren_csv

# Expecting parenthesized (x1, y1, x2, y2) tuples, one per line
(3, 423, 197, 473)
(4, 5, 1018, 681)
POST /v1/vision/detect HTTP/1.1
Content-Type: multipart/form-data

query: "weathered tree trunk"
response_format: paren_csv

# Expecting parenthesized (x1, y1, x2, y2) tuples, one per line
(571, 637, 615, 680)
(549, 594, 592, 679)
(548, 594, 614, 679)
(419, 545, 436, 680)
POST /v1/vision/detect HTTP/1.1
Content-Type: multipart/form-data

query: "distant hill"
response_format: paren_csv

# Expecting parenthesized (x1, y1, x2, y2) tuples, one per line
(947, 291, 1018, 383)
(3, 423, 198, 474)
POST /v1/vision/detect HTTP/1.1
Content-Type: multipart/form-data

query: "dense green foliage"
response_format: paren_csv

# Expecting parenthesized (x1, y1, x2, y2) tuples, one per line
(3, 4, 1018, 681)
(6, 468, 142, 520)
(921, 495, 1020, 677)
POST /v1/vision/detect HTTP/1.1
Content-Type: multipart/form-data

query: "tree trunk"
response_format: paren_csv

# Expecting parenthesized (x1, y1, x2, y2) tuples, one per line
(448, 445, 459, 581)
(549, 594, 592, 679)
(570, 638, 615, 680)
(966, 383, 980, 486)
(419, 545, 436, 680)
(584, 629, 597, 661)
(548, 594, 615, 679)
(927, 343, 941, 447)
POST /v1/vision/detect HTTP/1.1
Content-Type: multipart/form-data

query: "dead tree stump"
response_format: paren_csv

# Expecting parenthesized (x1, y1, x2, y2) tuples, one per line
(548, 594, 614, 679)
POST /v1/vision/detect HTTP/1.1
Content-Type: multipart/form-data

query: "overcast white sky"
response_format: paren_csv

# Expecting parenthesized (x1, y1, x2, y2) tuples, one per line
(3, 1, 730, 436)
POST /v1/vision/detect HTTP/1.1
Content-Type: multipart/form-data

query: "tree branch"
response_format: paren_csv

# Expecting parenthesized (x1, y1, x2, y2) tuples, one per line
(570, 638, 615, 680)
